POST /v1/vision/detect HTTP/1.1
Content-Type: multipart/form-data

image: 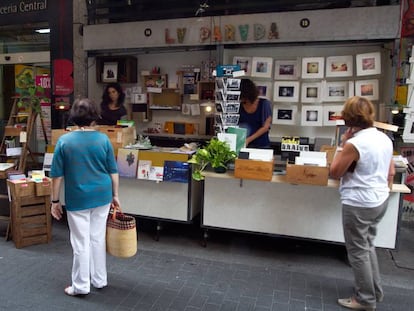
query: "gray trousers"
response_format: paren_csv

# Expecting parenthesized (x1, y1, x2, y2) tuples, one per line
(342, 199, 389, 307)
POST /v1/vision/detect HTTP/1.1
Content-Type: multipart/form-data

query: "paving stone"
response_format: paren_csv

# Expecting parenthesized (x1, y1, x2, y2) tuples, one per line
(0, 220, 413, 311)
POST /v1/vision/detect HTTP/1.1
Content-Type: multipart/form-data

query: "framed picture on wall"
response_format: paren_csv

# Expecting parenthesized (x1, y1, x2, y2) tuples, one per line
(301, 105, 323, 126)
(232, 56, 252, 76)
(323, 81, 349, 102)
(274, 60, 300, 80)
(251, 57, 273, 78)
(273, 81, 300, 102)
(254, 81, 272, 99)
(355, 79, 379, 100)
(272, 104, 298, 125)
(356, 52, 381, 76)
(326, 55, 353, 77)
(301, 82, 322, 103)
(323, 105, 344, 126)
(102, 62, 118, 82)
(301, 57, 324, 79)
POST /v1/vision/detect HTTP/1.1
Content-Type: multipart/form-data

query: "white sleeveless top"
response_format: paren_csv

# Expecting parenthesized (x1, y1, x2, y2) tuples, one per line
(339, 127, 393, 208)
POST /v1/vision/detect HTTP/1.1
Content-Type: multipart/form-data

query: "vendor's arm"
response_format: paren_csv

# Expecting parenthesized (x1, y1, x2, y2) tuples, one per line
(329, 142, 359, 179)
(246, 116, 272, 146)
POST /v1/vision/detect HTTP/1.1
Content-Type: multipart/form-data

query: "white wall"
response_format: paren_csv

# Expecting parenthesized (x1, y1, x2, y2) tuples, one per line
(83, 6, 399, 50)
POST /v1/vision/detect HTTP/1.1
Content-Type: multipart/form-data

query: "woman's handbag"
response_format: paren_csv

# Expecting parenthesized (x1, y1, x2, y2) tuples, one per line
(106, 204, 137, 258)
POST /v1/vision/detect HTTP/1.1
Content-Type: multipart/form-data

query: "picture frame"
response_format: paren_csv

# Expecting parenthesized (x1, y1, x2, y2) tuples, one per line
(301, 105, 323, 126)
(102, 62, 118, 82)
(251, 57, 273, 78)
(232, 56, 252, 76)
(254, 81, 272, 99)
(356, 52, 381, 76)
(274, 60, 300, 80)
(273, 81, 300, 102)
(301, 57, 325, 79)
(323, 81, 349, 102)
(224, 102, 240, 113)
(355, 79, 379, 100)
(272, 104, 298, 125)
(323, 105, 344, 126)
(301, 82, 322, 103)
(326, 55, 353, 77)
(402, 116, 414, 143)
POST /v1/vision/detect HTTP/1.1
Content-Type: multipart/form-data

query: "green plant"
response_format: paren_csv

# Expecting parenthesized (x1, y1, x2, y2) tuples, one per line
(188, 137, 237, 181)
(17, 85, 48, 114)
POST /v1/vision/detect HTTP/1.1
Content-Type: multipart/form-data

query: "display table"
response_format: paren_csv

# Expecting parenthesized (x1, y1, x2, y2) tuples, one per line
(201, 171, 410, 249)
(119, 177, 201, 222)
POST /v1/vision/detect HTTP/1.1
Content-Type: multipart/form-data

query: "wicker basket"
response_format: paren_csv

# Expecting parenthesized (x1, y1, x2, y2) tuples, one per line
(106, 206, 137, 258)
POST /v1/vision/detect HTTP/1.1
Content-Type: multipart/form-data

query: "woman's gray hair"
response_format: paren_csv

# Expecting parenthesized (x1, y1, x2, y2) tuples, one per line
(69, 98, 100, 126)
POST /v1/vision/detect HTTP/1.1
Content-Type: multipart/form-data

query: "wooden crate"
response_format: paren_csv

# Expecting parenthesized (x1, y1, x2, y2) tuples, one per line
(35, 178, 52, 196)
(4, 125, 26, 137)
(95, 126, 136, 154)
(7, 180, 35, 197)
(234, 158, 274, 181)
(8, 182, 51, 249)
(285, 163, 329, 186)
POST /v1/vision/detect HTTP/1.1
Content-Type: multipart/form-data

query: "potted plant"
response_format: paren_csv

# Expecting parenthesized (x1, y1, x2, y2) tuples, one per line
(188, 137, 237, 181)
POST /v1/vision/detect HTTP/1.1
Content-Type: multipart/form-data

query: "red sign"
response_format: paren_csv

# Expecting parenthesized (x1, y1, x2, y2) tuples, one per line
(53, 59, 73, 95)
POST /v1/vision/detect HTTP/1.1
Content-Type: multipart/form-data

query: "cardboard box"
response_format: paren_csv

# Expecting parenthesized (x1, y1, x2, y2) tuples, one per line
(95, 126, 136, 154)
(285, 163, 329, 186)
(320, 145, 337, 165)
(234, 158, 274, 181)
(51, 129, 71, 145)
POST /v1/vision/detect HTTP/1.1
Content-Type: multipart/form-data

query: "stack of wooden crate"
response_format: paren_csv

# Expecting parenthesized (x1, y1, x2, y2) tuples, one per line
(7, 178, 52, 248)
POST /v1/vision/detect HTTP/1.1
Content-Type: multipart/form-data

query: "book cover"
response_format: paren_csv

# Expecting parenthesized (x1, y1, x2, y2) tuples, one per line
(227, 127, 247, 154)
(148, 166, 164, 181)
(163, 161, 189, 183)
(117, 148, 139, 178)
(137, 160, 151, 180)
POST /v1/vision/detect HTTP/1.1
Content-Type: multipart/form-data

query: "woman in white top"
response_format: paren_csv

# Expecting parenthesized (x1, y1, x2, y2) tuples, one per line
(330, 96, 395, 311)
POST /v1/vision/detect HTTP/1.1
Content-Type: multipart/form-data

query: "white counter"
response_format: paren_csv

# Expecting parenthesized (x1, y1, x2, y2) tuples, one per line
(201, 171, 410, 249)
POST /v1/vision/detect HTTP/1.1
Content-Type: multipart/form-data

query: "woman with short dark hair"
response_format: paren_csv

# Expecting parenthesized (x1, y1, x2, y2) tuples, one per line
(50, 98, 120, 296)
(239, 78, 272, 148)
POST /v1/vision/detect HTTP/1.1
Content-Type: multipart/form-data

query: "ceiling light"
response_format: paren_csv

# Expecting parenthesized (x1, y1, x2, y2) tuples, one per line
(35, 28, 50, 34)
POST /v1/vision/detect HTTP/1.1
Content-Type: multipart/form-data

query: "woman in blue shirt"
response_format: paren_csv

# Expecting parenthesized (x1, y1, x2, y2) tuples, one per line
(50, 98, 120, 296)
(239, 79, 272, 148)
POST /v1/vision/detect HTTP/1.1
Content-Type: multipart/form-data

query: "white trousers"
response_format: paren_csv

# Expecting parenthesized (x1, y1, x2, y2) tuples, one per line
(66, 203, 110, 294)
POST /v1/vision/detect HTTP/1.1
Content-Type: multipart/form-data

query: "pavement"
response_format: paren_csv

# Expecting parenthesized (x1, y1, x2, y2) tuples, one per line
(0, 216, 413, 311)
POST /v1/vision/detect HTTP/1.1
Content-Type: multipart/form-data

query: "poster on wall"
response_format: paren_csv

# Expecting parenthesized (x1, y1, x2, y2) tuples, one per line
(35, 72, 52, 141)
(14, 66, 52, 141)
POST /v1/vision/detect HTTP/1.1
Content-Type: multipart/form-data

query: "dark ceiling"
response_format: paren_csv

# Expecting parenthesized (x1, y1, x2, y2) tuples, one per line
(0, 0, 400, 54)
(86, 0, 399, 24)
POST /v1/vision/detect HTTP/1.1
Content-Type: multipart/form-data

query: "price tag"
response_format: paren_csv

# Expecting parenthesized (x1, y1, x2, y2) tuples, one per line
(20, 131, 27, 143)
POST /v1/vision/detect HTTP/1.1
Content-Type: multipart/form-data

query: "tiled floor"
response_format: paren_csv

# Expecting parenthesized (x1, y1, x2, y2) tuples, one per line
(0, 218, 413, 311)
